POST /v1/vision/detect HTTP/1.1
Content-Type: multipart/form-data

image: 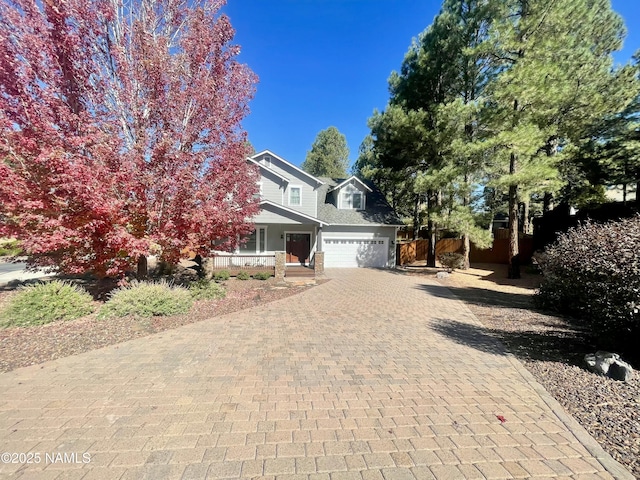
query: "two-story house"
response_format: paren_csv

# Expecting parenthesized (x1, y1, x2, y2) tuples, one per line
(236, 150, 403, 268)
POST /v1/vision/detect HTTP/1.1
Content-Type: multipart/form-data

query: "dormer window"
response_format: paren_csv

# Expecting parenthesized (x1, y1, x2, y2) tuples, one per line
(342, 189, 365, 210)
(331, 176, 371, 210)
(262, 156, 272, 168)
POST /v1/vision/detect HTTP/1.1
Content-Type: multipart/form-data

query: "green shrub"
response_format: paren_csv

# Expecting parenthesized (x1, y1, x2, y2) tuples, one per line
(0, 239, 22, 257)
(0, 280, 94, 327)
(236, 271, 250, 280)
(188, 279, 226, 300)
(99, 280, 193, 319)
(213, 269, 230, 282)
(438, 252, 465, 271)
(252, 271, 272, 280)
(534, 216, 640, 358)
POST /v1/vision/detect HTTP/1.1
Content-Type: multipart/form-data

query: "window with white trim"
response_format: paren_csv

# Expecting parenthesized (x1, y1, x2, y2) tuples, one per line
(342, 190, 364, 210)
(239, 226, 267, 253)
(289, 186, 301, 206)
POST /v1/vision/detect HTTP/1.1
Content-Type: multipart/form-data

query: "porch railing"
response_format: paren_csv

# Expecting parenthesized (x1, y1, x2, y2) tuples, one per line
(210, 254, 276, 274)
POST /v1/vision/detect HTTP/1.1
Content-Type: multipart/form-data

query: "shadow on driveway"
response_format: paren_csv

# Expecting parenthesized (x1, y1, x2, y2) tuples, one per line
(430, 317, 593, 364)
(414, 282, 596, 367)
(415, 282, 534, 308)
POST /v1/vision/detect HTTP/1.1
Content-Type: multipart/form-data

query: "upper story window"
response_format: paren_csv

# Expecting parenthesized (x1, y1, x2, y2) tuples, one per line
(342, 190, 365, 210)
(289, 186, 302, 206)
(261, 156, 272, 168)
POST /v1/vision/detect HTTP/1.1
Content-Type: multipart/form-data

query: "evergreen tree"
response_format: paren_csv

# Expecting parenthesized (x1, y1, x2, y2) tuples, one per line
(302, 126, 350, 177)
(370, 0, 496, 267)
(353, 136, 414, 220)
(481, 0, 638, 277)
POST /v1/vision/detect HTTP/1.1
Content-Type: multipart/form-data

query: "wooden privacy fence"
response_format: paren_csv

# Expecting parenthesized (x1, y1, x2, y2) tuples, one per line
(396, 230, 534, 265)
(396, 239, 429, 265)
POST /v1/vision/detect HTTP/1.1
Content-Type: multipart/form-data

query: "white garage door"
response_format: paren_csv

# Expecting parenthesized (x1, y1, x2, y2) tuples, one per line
(322, 238, 389, 268)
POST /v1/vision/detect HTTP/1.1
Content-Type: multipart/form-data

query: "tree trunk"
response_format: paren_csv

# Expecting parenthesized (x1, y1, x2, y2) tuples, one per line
(412, 193, 421, 240)
(636, 181, 640, 207)
(541, 137, 557, 214)
(461, 234, 471, 270)
(137, 255, 148, 280)
(461, 173, 471, 270)
(543, 192, 554, 213)
(508, 153, 520, 279)
(426, 190, 436, 267)
(522, 197, 530, 235)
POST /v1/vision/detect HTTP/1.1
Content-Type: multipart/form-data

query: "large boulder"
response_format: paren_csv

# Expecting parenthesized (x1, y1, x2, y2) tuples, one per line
(584, 351, 634, 381)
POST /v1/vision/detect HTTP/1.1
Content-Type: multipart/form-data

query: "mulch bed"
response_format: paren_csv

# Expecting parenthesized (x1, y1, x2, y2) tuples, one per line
(0, 277, 319, 373)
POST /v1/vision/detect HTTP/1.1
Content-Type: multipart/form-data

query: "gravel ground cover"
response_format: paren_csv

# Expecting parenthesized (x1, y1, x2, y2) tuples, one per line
(0, 277, 316, 373)
(404, 262, 639, 478)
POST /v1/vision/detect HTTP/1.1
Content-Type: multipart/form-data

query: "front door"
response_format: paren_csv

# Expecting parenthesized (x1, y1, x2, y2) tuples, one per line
(286, 233, 311, 265)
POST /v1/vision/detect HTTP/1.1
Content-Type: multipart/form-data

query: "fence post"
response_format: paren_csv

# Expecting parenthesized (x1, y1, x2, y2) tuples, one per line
(275, 251, 286, 283)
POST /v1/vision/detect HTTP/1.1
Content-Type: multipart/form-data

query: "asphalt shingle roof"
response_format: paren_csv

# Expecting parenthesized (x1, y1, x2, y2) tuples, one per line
(317, 177, 404, 226)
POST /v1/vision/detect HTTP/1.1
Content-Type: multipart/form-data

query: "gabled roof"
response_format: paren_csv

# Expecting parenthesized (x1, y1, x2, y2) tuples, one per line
(317, 177, 404, 227)
(251, 150, 324, 186)
(259, 200, 329, 226)
(247, 158, 289, 184)
(327, 176, 373, 193)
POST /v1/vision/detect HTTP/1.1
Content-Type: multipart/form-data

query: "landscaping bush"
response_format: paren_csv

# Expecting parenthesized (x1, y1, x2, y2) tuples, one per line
(252, 271, 272, 280)
(438, 252, 465, 271)
(99, 280, 193, 318)
(534, 216, 640, 359)
(0, 280, 94, 327)
(213, 269, 230, 282)
(0, 239, 22, 257)
(188, 279, 226, 300)
(236, 271, 250, 280)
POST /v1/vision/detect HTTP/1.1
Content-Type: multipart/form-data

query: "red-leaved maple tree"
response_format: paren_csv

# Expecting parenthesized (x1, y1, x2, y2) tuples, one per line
(0, 0, 259, 278)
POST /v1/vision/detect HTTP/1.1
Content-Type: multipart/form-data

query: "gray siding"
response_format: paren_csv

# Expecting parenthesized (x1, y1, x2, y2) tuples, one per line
(254, 208, 303, 224)
(254, 152, 320, 217)
(283, 183, 317, 217)
(260, 172, 284, 204)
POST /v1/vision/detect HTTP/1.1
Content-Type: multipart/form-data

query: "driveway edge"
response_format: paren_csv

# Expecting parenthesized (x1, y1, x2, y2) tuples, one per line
(505, 353, 635, 479)
(439, 283, 635, 480)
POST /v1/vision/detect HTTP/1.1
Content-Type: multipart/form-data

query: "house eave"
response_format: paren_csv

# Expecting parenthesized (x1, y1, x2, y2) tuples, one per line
(252, 150, 324, 186)
(259, 200, 329, 226)
(327, 176, 373, 193)
(247, 158, 290, 184)
(326, 223, 405, 227)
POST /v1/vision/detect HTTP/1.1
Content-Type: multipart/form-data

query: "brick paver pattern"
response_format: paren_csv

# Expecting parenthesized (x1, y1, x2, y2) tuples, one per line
(0, 269, 629, 479)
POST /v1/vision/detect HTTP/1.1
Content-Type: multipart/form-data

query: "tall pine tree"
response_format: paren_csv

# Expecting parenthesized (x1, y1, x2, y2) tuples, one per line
(302, 126, 350, 177)
(482, 0, 638, 277)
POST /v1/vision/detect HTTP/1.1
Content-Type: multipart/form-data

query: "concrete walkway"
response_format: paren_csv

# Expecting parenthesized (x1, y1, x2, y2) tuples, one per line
(0, 269, 632, 479)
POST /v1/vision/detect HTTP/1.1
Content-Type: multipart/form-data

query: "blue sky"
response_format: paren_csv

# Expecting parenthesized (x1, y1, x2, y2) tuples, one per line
(223, 0, 640, 170)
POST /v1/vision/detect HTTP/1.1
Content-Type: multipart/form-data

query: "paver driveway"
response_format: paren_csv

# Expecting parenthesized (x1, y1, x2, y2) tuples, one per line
(0, 269, 633, 480)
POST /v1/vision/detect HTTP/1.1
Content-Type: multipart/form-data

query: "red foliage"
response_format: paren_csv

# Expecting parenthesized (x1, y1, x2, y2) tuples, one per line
(0, 0, 259, 277)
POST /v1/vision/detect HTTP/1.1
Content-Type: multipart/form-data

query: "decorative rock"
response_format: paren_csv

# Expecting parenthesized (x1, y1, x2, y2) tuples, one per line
(435, 271, 450, 279)
(584, 351, 634, 381)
